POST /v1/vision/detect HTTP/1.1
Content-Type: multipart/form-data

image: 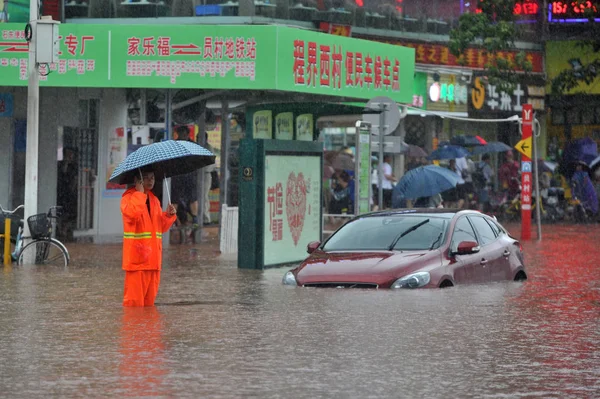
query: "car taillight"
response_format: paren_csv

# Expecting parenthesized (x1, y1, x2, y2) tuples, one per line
(514, 241, 523, 252)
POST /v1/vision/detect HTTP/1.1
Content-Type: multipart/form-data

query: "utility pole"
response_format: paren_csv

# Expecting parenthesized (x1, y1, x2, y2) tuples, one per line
(24, 0, 40, 239)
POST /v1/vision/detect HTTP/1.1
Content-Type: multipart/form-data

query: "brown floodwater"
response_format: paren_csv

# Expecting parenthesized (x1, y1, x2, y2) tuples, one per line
(1, 223, 599, 398)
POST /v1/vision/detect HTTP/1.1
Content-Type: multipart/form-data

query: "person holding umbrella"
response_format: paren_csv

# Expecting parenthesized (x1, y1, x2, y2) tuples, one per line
(121, 165, 177, 307)
(109, 139, 216, 307)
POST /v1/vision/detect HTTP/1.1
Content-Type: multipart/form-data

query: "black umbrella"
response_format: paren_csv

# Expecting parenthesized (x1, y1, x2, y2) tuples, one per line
(108, 140, 216, 185)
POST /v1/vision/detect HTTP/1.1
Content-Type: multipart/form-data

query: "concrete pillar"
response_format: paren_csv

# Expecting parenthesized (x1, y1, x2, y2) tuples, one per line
(239, 0, 255, 16)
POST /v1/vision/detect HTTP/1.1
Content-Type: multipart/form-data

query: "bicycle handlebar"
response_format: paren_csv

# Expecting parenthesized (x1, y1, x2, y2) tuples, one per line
(0, 204, 24, 215)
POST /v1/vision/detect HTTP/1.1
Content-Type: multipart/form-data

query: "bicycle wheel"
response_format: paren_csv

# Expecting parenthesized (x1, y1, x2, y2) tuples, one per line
(17, 239, 69, 267)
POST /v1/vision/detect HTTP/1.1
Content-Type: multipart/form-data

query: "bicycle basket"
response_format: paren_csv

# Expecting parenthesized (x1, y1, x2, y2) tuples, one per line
(27, 213, 51, 239)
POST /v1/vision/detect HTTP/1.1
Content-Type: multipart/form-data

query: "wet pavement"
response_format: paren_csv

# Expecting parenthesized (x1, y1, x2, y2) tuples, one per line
(1, 223, 599, 398)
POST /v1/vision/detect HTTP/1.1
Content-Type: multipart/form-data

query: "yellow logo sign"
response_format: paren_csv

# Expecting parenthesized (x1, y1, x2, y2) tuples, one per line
(515, 137, 532, 159)
(471, 77, 485, 110)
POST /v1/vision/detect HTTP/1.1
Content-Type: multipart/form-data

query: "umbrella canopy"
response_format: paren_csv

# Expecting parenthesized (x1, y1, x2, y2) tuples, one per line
(537, 159, 558, 173)
(108, 140, 216, 185)
(471, 141, 512, 155)
(400, 142, 428, 158)
(427, 144, 470, 160)
(559, 137, 598, 178)
(450, 135, 487, 147)
(332, 152, 354, 171)
(589, 155, 600, 173)
(393, 165, 461, 200)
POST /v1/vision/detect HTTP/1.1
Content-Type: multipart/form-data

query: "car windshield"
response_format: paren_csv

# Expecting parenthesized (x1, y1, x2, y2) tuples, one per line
(322, 215, 449, 251)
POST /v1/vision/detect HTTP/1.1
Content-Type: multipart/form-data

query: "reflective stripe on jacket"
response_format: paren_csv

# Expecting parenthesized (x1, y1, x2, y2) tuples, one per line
(121, 187, 176, 271)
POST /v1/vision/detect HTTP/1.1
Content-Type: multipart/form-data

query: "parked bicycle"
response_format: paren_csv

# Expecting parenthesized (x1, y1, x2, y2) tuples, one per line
(0, 204, 70, 267)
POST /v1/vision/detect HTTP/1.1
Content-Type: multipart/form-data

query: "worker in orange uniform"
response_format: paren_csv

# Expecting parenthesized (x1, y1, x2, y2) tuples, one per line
(121, 167, 177, 307)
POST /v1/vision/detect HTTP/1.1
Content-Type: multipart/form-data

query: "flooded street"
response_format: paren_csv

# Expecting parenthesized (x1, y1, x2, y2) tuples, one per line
(1, 224, 599, 398)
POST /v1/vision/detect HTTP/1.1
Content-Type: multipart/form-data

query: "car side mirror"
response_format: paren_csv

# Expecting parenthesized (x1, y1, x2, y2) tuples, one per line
(307, 241, 321, 254)
(454, 241, 480, 256)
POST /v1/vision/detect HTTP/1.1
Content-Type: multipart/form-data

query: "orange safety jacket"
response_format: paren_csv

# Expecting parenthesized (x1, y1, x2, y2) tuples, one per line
(120, 187, 176, 271)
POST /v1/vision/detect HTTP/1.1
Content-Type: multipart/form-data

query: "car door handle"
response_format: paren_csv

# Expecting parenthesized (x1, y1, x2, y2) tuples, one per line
(503, 250, 510, 257)
(480, 259, 488, 265)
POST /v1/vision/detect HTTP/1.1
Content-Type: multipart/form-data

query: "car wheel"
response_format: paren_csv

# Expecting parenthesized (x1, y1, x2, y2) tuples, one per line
(439, 280, 454, 288)
(514, 270, 527, 281)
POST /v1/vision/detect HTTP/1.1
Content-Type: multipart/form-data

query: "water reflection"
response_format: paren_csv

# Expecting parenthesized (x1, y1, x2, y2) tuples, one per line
(0, 225, 598, 397)
(119, 307, 169, 397)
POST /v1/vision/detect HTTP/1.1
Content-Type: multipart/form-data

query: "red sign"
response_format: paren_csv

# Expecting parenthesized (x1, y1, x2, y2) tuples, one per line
(475, 0, 540, 15)
(357, 38, 545, 74)
(267, 182, 284, 242)
(318, 22, 352, 37)
(521, 103, 533, 240)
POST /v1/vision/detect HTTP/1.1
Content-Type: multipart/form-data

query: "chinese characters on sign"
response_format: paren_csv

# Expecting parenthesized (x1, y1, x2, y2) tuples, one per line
(126, 35, 257, 83)
(0, 31, 96, 81)
(292, 38, 401, 93)
(267, 183, 284, 241)
(263, 155, 321, 266)
(549, 1, 600, 22)
(474, 0, 540, 16)
(358, 37, 545, 74)
(468, 75, 546, 118)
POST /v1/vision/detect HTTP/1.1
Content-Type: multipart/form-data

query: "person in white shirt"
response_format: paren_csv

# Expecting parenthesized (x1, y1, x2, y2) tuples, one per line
(381, 155, 396, 209)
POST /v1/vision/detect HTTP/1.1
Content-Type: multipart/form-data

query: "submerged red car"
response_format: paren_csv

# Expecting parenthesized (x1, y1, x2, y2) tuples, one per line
(282, 209, 527, 289)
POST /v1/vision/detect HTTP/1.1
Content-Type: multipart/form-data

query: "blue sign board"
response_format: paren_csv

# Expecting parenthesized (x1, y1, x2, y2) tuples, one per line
(0, 93, 13, 117)
(522, 161, 532, 173)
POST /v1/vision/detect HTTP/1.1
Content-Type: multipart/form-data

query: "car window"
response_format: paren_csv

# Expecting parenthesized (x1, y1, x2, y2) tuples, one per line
(469, 216, 497, 245)
(322, 215, 449, 251)
(450, 217, 477, 252)
(485, 218, 502, 237)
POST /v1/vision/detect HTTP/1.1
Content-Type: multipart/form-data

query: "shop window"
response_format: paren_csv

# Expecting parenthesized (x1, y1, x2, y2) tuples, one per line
(566, 109, 581, 125)
(551, 108, 565, 125)
(581, 107, 595, 125)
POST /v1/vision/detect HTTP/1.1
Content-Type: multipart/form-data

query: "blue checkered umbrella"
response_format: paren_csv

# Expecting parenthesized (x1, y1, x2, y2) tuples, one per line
(108, 140, 215, 185)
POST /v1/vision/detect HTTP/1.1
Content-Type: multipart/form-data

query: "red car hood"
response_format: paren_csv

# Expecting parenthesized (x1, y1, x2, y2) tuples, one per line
(296, 250, 441, 286)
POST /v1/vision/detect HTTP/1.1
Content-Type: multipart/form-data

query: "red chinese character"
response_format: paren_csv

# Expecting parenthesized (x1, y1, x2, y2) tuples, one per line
(225, 38, 235, 59)
(127, 37, 141, 56)
(272, 219, 283, 241)
(355, 52, 363, 87)
(293, 40, 305, 85)
(374, 56, 382, 89)
(392, 59, 400, 90)
(142, 37, 155, 56)
(319, 44, 331, 87)
(214, 37, 224, 59)
(267, 185, 276, 227)
(307, 42, 317, 87)
(65, 34, 78, 56)
(383, 57, 391, 88)
(235, 37, 245, 59)
(345, 51, 354, 87)
(80, 36, 94, 55)
(331, 45, 342, 89)
(364, 54, 373, 87)
(275, 183, 283, 215)
(245, 38, 256, 59)
(157, 37, 171, 56)
(204, 37, 213, 59)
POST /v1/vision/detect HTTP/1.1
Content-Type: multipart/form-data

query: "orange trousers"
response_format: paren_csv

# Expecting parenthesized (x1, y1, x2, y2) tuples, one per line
(123, 270, 161, 307)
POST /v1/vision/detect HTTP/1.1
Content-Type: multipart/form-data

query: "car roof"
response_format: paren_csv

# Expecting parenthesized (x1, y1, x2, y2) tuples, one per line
(359, 208, 482, 218)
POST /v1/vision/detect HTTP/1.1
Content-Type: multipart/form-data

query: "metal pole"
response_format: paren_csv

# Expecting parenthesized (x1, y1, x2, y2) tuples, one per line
(162, 89, 172, 247)
(533, 117, 542, 241)
(218, 100, 229, 246)
(24, 1, 39, 245)
(354, 123, 360, 215)
(378, 103, 386, 210)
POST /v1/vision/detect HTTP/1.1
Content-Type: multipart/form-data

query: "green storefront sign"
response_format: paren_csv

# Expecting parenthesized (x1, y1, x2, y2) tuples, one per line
(0, 24, 415, 103)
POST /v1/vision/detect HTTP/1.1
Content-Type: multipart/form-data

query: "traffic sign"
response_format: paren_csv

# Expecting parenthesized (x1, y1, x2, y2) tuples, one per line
(515, 136, 532, 159)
